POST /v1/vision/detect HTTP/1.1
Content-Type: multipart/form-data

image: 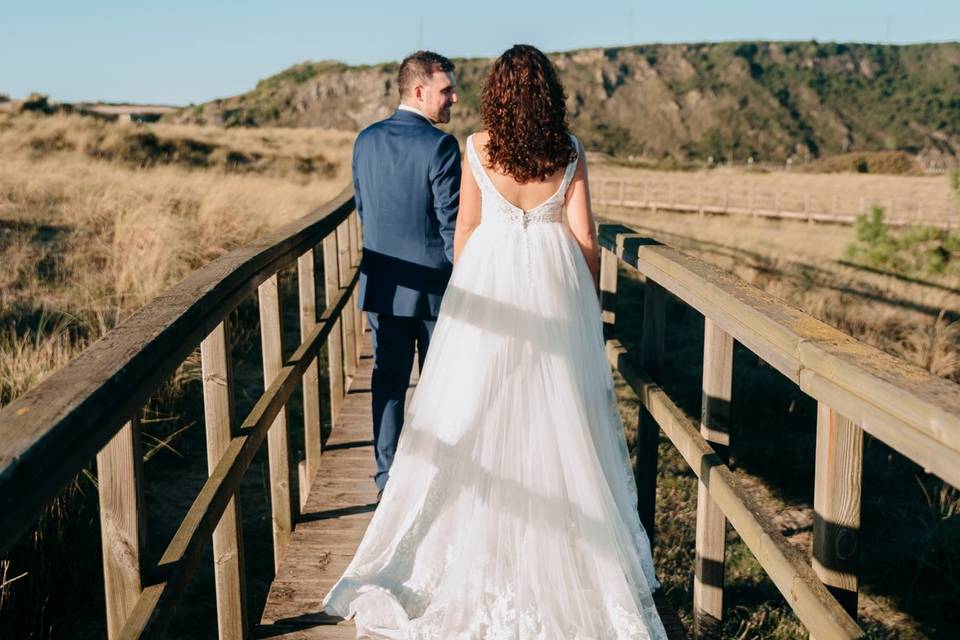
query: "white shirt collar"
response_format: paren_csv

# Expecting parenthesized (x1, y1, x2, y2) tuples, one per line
(398, 103, 435, 125)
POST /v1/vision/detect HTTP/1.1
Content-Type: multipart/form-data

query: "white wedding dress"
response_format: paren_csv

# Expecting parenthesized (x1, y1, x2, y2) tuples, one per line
(321, 133, 668, 640)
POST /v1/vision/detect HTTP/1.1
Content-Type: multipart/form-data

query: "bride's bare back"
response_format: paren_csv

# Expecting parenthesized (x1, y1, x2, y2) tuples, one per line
(470, 130, 568, 211)
(454, 129, 600, 286)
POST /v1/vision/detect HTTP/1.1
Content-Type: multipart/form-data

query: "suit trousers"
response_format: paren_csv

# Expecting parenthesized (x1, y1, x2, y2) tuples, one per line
(367, 312, 436, 491)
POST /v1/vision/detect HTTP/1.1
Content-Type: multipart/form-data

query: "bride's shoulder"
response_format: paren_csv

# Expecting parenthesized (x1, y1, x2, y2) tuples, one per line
(467, 130, 490, 161)
(469, 130, 489, 148)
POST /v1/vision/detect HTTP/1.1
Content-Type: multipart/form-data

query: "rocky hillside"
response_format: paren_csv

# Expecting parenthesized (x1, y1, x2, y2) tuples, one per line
(170, 42, 960, 166)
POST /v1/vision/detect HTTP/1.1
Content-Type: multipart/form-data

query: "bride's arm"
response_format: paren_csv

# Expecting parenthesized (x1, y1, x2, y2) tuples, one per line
(453, 155, 482, 265)
(565, 143, 600, 291)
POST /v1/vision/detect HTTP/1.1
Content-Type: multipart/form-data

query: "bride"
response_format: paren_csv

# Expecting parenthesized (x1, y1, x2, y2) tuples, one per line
(322, 44, 668, 640)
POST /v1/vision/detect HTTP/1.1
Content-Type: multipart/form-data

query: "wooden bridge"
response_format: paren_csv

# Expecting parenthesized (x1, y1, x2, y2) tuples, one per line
(1, 188, 959, 639)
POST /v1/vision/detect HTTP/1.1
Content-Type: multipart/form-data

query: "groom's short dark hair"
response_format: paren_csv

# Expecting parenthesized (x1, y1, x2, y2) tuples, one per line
(398, 51, 455, 98)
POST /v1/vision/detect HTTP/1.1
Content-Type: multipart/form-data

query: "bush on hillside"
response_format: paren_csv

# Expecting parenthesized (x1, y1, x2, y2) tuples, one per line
(801, 151, 920, 175)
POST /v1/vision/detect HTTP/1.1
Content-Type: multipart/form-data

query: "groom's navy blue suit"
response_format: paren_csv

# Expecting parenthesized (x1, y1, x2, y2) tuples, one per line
(352, 108, 461, 491)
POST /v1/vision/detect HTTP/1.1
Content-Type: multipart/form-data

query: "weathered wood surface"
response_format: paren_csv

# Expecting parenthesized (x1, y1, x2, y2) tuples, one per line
(96, 418, 147, 639)
(693, 319, 733, 639)
(299, 249, 324, 504)
(813, 404, 863, 618)
(260, 273, 296, 570)
(116, 260, 360, 639)
(323, 233, 346, 425)
(0, 188, 355, 556)
(597, 224, 960, 489)
(257, 333, 687, 639)
(201, 318, 248, 640)
(256, 333, 378, 639)
(606, 339, 863, 639)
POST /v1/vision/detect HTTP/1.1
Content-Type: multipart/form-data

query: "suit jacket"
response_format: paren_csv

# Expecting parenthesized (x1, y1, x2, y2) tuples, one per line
(352, 109, 461, 318)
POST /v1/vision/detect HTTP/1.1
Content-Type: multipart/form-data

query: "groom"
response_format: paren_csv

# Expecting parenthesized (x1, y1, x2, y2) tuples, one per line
(351, 51, 460, 502)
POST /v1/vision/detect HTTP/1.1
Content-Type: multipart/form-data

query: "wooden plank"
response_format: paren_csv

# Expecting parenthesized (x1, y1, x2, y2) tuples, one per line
(0, 187, 355, 556)
(298, 249, 323, 505)
(597, 224, 960, 489)
(96, 418, 147, 640)
(201, 319, 249, 640)
(323, 233, 345, 424)
(259, 334, 377, 639)
(813, 403, 863, 618)
(637, 278, 666, 542)
(606, 339, 864, 639)
(693, 319, 733, 639)
(260, 273, 296, 570)
(337, 222, 358, 382)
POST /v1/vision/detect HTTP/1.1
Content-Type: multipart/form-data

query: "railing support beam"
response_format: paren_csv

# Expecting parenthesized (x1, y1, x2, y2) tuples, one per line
(693, 319, 733, 639)
(258, 274, 295, 570)
(323, 233, 346, 424)
(813, 403, 863, 619)
(97, 417, 148, 640)
(637, 279, 667, 542)
(298, 249, 323, 510)
(201, 318, 249, 640)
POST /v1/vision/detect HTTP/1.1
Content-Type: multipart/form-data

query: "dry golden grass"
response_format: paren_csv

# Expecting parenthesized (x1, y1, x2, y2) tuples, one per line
(0, 111, 352, 404)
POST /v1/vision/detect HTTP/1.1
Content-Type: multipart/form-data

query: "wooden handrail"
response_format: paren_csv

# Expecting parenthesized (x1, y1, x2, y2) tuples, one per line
(598, 225, 960, 489)
(606, 339, 864, 639)
(117, 263, 359, 639)
(0, 187, 356, 557)
(599, 221, 960, 639)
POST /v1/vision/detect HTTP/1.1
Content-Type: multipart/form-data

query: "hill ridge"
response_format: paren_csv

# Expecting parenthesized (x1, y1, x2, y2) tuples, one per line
(170, 41, 960, 167)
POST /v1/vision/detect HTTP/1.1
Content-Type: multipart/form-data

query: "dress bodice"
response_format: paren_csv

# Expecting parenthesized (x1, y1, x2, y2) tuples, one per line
(465, 133, 580, 228)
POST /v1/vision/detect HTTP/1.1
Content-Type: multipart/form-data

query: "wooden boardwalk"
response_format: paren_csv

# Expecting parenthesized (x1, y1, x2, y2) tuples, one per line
(256, 331, 686, 639)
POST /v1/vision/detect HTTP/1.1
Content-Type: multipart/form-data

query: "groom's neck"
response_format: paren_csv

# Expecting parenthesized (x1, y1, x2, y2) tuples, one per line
(399, 100, 434, 124)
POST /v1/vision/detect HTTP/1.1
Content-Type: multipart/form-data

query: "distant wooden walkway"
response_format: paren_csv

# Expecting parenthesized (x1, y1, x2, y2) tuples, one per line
(256, 331, 686, 639)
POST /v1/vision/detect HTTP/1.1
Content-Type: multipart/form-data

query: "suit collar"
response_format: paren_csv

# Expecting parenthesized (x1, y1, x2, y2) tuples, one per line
(392, 107, 434, 126)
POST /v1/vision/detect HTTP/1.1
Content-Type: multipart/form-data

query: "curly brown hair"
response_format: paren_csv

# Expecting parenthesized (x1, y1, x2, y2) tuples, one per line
(479, 44, 577, 183)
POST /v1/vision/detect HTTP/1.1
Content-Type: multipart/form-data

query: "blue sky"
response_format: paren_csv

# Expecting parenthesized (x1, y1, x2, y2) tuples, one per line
(1, 1, 957, 105)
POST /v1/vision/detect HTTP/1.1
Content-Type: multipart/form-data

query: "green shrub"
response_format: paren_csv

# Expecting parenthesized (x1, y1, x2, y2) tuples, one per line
(950, 169, 960, 194)
(845, 206, 960, 276)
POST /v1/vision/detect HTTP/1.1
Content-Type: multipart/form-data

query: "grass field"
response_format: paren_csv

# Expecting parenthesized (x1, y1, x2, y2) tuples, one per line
(0, 109, 957, 638)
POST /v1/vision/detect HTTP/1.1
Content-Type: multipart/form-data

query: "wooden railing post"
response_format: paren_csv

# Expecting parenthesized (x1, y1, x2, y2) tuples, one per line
(813, 403, 863, 618)
(97, 417, 147, 640)
(297, 249, 322, 510)
(693, 318, 733, 639)
(200, 318, 249, 640)
(599, 247, 618, 340)
(637, 278, 667, 542)
(337, 222, 358, 383)
(258, 274, 295, 570)
(323, 233, 345, 425)
(349, 211, 364, 355)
